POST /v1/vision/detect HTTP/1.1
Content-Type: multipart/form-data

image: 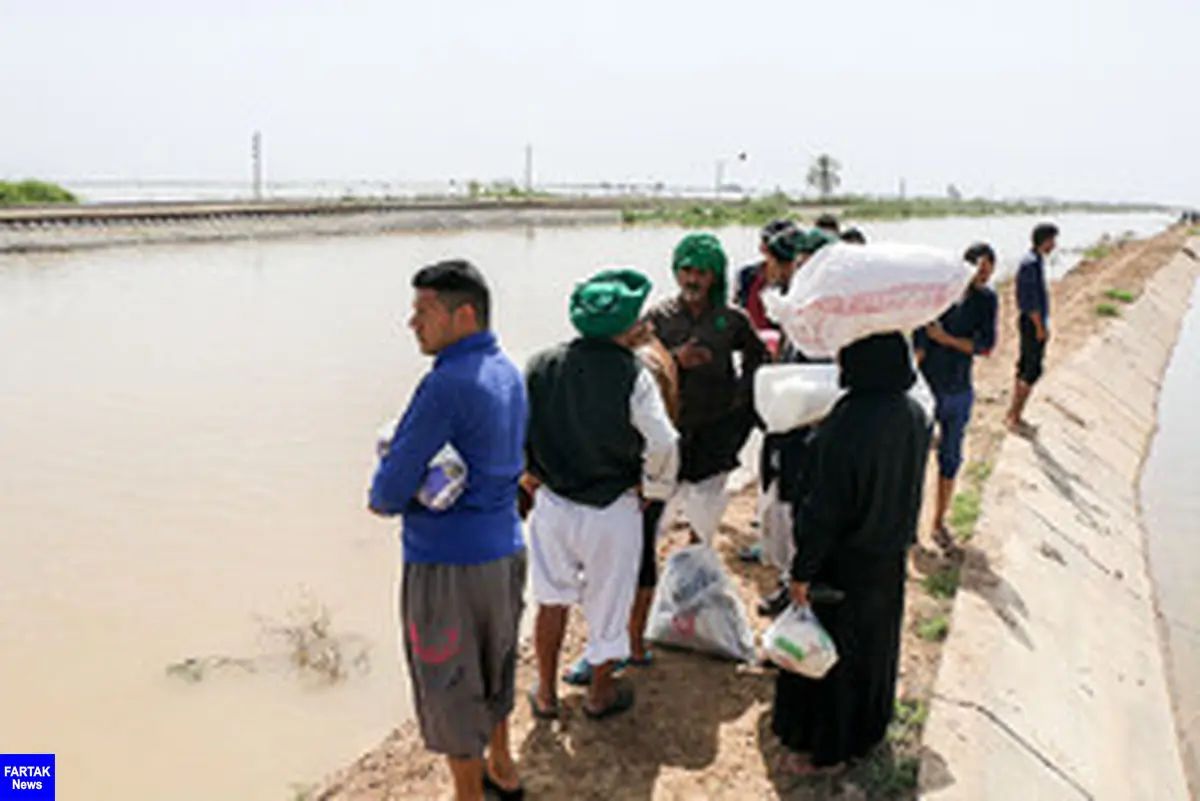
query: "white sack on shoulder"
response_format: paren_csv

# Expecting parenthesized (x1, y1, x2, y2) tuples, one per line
(755, 362, 936, 433)
(762, 241, 973, 359)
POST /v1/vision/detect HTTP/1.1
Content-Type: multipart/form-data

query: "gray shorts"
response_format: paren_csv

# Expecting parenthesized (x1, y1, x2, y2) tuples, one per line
(401, 550, 527, 758)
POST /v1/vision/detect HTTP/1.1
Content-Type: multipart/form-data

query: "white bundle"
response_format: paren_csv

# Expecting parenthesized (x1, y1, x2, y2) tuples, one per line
(762, 241, 973, 359)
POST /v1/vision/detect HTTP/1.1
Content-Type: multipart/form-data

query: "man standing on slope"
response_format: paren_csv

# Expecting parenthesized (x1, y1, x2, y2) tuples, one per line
(368, 260, 528, 801)
(914, 243, 999, 550)
(644, 233, 769, 546)
(525, 269, 679, 721)
(1006, 223, 1058, 435)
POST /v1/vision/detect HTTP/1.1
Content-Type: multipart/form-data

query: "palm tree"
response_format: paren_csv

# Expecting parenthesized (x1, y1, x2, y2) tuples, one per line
(806, 154, 842, 197)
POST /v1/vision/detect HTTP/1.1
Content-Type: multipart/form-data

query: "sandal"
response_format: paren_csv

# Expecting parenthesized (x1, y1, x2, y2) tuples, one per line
(483, 770, 525, 800)
(562, 656, 593, 687)
(526, 687, 559, 720)
(583, 684, 635, 721)
(933, 525, 958, 552)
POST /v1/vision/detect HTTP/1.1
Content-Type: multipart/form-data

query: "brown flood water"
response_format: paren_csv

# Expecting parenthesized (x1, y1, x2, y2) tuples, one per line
(0, 214, 1174, 799)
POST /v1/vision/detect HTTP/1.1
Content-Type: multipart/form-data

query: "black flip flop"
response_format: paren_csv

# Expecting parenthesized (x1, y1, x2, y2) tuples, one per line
(526, 687, 559, 720)
(583, 684, 635, 721)
(483, 771, 525, 800)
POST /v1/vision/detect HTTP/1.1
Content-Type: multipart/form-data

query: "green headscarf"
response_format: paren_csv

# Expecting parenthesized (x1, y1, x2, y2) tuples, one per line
(569, 268, 653, 339)
(672, 232, 728, 306)
(799, 227, 838, 255)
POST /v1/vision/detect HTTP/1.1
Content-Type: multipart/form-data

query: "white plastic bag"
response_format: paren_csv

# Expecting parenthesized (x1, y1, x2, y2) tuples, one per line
(762, 242, 973, 359)
(755, 361, 936, 433)
(416, 443, 468, 511)
(646, 545, 756, 662)
(376, 418, 468, 512)
(762, 604, 839, 679)
(755, 364, 842, 432)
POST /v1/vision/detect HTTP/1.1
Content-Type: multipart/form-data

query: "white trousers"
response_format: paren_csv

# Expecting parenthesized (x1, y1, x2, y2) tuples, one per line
(758, 479, 797, 575)
(528, 487, 641, 666)
(665, 471, 732, 547)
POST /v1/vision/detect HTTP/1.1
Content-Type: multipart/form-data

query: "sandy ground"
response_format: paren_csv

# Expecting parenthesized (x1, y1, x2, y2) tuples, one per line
(310, 226, 1191, 801)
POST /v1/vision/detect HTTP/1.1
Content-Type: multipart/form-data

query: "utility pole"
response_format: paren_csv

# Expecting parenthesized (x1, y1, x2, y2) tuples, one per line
(899, 177, 907, 201)
(714, 160, 725, 199)
(524, 144, 533, 194)
(252, 131, 263, 200)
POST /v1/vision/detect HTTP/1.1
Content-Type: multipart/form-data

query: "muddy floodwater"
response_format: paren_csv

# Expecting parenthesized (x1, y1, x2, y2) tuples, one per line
(0, 213, 1173, 799)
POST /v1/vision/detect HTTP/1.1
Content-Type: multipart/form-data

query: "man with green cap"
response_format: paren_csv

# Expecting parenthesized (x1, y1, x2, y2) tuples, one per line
(524, 268, 679, 721)
(644, 233, 769, 547)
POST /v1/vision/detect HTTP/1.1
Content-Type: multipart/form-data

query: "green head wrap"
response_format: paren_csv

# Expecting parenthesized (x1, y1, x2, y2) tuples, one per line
(569, 268, 653, 339)
(672, 232, 728, 306)
(799, 227, 838, 255)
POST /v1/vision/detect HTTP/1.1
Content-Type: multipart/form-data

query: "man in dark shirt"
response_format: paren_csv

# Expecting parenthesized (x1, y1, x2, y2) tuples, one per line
(1006, 223, 1058, 435)
(644, 233, 769, 546)
(913, 243, 999, 550)
(735, 220, 804, 352)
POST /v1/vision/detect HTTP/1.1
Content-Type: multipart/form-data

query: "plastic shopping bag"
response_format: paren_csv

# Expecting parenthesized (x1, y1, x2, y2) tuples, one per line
(754, 363, 842, 433)
(376, 418, 468, 512)
(762, 604, 839, 679)
(415, 443, 468, 511)
(646, 545, 756, 662)
(762, 241, 973, 359)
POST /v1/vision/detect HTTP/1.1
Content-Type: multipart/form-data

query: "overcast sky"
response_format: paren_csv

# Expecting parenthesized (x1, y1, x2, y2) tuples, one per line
(3, 0, 1198, 205)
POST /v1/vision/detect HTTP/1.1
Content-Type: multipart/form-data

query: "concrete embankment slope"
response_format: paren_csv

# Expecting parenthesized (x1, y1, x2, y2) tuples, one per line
(921, 243, 1199, 800)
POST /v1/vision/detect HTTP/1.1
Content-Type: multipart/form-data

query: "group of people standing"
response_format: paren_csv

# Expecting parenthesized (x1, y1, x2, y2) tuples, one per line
(367, 215, 1058, 799)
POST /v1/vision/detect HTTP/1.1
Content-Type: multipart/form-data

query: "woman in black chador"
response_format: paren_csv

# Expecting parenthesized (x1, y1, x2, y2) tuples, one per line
(772, 332, 932, 776)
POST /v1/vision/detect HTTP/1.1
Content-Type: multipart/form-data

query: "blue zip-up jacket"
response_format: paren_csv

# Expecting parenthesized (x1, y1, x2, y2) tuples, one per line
(1015, 250, 1049, 326)
(368, 331, 527, 565)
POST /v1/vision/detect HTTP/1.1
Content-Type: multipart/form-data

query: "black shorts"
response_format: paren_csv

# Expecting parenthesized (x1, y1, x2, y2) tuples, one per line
(639, 501, 666, 588)
(1017, 315, 1046, 385)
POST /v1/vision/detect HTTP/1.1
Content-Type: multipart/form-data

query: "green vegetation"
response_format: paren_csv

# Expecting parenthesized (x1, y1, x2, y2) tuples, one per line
(621, 193, 792, 228)
(466, 179, 550, 201)
(949, 487, 982, 542)
(0, 180, 78, 206)
(854, 753, 921, 798)
(923, 566, 961, 600)
(964, 460, 992, 484)
(618, 194, 1166, 229)
(1104, 288, 1137, 304)
(840, 697, 928, 797)
(916, 615, 951, 642)
(1095, 303, 1121, 318)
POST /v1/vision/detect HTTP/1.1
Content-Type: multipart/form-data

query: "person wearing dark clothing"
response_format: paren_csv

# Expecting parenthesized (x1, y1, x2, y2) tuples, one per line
(1006, 223, 1058, 434)
(750, 228, 838, 618)
(814, 213, 840, 235)
(735, 220, 804, 350)
(913, 243, 998, 550)
(840, 227, 866, 245)
(772, 332, 932, 776)
(644, 233, 768, 546)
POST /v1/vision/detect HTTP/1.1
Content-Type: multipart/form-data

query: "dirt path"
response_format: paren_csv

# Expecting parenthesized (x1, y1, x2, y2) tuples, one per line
(310, 226, 1190, 801)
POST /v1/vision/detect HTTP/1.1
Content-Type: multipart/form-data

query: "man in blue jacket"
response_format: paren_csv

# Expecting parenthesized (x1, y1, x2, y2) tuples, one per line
(1006, 223, 1058, 435)
(914, 243, 998, 550)
(369, 260, 527, 801)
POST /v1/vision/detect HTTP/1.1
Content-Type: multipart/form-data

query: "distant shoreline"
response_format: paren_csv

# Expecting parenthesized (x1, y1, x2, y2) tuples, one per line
(0, 195, 1174, 255)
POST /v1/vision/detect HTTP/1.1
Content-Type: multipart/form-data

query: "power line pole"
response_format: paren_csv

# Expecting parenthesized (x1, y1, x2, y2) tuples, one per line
(252, 131, 263, 200)
(524, 144, 533, 194)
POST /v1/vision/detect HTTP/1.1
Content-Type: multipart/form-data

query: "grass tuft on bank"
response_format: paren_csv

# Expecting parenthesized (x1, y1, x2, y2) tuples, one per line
(0, 180, 78, 206)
